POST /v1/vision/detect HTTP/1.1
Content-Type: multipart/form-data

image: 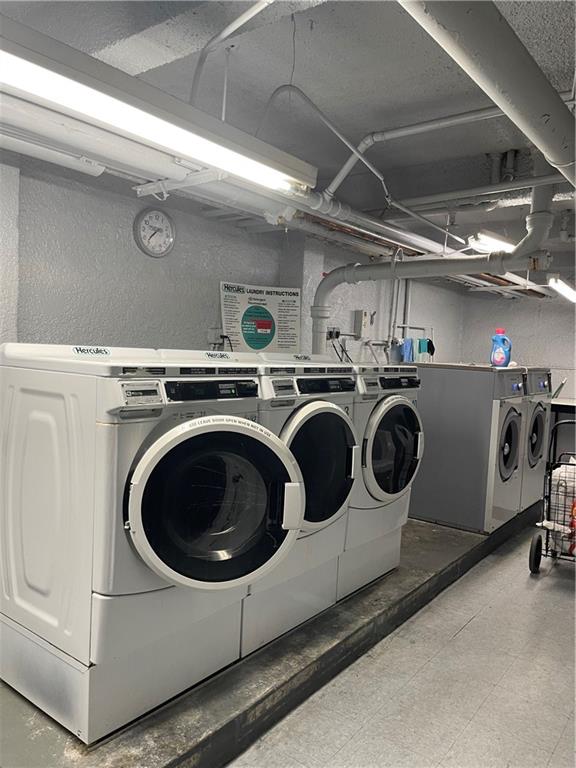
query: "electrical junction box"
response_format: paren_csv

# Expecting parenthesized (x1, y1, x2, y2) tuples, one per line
(353, 309, 372, 339)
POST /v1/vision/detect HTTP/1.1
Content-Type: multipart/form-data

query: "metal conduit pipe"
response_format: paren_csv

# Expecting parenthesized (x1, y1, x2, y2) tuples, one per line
(281, 218, 395, 259)
(189, 0, 274, 105)
(311, 181, 556, 354)
(399, 174, 565, 209)
(396, 1, 575, 187)
(257, 84, 467, 245)
(325, 92, 573, 198)
(403, 279, 412, 331)
(302, 190, 456, 254)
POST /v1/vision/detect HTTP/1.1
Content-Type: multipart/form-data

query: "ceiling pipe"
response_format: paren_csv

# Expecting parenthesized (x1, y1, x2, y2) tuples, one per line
(279, 217, 396, 258)
(189, 0, 274, 105)
(257, 84, 467, 245)
(396, 1, 575, 187)
(325, 92, 573, 198)
(399, 174, 565, 209)
(310, 179, 555, 354)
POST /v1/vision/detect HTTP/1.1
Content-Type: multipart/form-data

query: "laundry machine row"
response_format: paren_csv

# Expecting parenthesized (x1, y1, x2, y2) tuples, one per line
(0, 344, 362, 742)
(409, 363, 551, 534)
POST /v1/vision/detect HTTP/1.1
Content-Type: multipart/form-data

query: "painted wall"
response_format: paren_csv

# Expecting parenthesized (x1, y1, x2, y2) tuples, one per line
(460, 295, 576, 397)
(5, 159, 573, 400)
(0, 163, 19, 343)
(16, 166, 280, 350)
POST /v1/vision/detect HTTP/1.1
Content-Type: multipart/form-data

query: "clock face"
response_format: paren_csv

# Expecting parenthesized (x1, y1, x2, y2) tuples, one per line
(134, 209, 175, 257)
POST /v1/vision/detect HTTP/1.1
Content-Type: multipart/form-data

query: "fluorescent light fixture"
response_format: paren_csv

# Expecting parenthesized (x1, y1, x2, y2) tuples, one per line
(0, 47, 312, 193)
(468, 230, 516, 254)
(548, 275, 576, 303)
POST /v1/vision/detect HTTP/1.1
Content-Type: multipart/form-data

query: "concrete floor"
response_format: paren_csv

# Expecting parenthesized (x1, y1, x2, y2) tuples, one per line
(229, 530, 575, 768)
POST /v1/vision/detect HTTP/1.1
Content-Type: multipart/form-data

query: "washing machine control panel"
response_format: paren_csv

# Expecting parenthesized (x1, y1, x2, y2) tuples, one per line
(121, 382, 163, 406)
(495, 372, 524, 398)
(297, 377, 356, 394)
(379, 375, 421, 390)
(272, 379, 297, 396)
(165, 379, 259, 401)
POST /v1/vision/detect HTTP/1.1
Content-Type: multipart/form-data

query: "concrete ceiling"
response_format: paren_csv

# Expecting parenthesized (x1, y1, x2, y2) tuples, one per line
(1, 0, 574, 277)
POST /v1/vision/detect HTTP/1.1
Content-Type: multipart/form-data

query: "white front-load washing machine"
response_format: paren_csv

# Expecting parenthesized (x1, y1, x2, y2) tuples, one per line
(240, 353, 359, 655)
(0, 344, 306, 743)
(338, 365, 424, 599)
(520, 368, 552, 511)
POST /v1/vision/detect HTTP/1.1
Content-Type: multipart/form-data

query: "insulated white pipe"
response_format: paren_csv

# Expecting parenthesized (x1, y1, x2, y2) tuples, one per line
(325, 92, 573, 198)
(258, 85, 466, 245)
(190, 0, 274, 105)
(311, 180, 556, 354)
(396, 1, 575, 186)
(311, 253, 507, 354)
(400, 174, 565, 209)
(0, 133, 105, 176)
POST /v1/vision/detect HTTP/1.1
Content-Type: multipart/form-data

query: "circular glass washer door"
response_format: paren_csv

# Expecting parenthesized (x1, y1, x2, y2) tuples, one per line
(125, 415, 305, 590)
(498, 406, 522, 481)
(362, 395, 424, 503)
(527, 404, 546, 469)
(280, 401, 359, 532)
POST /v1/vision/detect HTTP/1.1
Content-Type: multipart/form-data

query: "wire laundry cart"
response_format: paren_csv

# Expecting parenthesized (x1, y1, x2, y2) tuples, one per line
(529, 420, 576, 573)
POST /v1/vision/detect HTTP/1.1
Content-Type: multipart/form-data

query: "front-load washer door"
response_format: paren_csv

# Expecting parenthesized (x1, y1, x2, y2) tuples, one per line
(526, 403, 547, 469)
(498, 406, 522, 481)
(126, 415, 305, 590)
(362, 395, 424, 504)
(280, 401, 359, 532)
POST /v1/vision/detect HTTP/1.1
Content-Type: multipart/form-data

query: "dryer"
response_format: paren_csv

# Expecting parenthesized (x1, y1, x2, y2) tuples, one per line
(338, 365, 424, 599)
(241, 353, 359, 655)
(410, 364, 527, 533)
(0, 344, 305, 743)
(520, 367, 552, 511)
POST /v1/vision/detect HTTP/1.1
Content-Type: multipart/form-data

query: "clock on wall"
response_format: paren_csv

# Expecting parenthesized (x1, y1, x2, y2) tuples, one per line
(133, 208, 176, 257)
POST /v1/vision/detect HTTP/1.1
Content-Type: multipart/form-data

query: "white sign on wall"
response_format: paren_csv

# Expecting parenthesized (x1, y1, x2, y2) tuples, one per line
(220, 282, 301, 353)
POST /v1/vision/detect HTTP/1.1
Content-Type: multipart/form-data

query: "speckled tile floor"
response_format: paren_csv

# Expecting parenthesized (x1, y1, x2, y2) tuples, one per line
(228, 530, 575, 768)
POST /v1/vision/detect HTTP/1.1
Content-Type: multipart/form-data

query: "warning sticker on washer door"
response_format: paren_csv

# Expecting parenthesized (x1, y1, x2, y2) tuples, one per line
(220, 282, 301, 352)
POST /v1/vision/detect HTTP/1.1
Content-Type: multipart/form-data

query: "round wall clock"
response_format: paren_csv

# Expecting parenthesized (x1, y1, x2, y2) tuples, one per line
(133, 208, 176, 257)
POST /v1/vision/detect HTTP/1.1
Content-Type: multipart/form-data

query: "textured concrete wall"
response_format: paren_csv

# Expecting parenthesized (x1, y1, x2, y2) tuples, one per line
(460, 295, 576, 397)
(408, 281, 465, 363)
(17, 170, 280, 349)
(0, 163, 20, 343)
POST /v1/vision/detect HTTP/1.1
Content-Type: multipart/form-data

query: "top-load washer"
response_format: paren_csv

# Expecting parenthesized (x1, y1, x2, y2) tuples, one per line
(0, 344, 306, 743)
(520, 367, 552, 511)
(338, 365, 424, 599)
(241, 352, 359, 655)
(410, 363, 527, 533)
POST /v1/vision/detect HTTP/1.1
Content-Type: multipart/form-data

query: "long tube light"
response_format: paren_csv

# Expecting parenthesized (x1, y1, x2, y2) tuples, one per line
(0, 50, 299, 192)
(468, 230, 516, 254)
(548, 275, 576, 303)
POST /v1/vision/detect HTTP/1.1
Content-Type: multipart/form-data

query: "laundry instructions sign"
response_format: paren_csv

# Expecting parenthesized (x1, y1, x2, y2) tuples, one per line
(220, 282, 301, 352)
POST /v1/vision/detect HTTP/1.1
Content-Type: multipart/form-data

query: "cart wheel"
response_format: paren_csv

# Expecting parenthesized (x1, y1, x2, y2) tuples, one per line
(529, 534, 542, 574)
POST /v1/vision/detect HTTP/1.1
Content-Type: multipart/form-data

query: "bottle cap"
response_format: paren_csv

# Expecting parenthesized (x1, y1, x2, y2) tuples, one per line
(495, 328, 505, 334)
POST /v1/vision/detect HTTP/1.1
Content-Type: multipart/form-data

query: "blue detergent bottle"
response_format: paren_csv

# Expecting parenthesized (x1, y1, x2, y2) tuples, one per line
(491, 328, 512, 367)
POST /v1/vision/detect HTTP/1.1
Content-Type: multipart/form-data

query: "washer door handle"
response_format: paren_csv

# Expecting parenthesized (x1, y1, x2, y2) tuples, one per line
(349, 445, 360, 480)
(415, 431, 424, 460)
(282, 483, 303, 530)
